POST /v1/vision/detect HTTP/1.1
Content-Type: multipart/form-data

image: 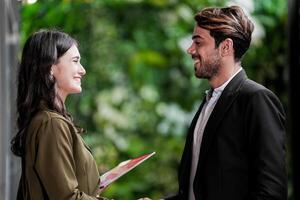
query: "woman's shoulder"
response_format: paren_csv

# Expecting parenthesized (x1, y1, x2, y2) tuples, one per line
(37, 109, 70, 122)
(27, 110, 79, 145)
(30, 109, 73, 130)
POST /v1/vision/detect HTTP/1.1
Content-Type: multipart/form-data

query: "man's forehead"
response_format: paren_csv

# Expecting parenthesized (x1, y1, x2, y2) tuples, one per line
(192, 26, 210, 39)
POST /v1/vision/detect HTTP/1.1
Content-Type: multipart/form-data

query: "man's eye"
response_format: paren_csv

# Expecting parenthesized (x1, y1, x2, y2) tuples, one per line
(73, 60, 79, 63)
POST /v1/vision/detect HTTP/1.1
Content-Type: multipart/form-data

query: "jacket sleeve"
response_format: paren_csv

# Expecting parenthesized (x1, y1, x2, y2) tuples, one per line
(34, 117, 100, 200)
(246, 89, 287, 200)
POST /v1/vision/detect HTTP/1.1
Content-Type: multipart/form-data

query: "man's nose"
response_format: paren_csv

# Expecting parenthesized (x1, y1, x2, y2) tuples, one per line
(187, 43, 195, 55)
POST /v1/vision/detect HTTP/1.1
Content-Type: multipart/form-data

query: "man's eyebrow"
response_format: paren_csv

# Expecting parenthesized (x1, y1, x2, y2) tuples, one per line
(192, 35, 203, 40)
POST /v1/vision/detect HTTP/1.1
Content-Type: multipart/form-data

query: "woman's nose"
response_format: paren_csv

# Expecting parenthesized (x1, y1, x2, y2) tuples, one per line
(79, 64, 86, 75)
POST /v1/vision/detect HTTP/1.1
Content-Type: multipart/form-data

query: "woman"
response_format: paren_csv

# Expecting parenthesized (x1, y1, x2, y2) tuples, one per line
(11, 29, 104, 199)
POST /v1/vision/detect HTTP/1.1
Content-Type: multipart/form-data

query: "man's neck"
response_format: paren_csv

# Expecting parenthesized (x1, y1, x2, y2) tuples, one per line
(209, 62, 241, 89)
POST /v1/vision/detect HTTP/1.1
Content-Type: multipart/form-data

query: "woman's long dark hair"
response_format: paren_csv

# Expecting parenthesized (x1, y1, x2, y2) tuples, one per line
(11, 29, 77, 157)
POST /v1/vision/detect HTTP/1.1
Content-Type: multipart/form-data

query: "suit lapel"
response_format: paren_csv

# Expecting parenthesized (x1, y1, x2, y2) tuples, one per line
(197, 70, 247, 170)
(178, 96, 207, 194)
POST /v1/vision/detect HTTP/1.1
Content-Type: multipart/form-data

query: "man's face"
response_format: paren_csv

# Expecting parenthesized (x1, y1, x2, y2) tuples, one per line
(187, 26, 221, 79)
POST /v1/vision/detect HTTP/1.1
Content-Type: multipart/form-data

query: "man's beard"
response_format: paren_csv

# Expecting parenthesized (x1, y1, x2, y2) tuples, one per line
(195, 54, 221, 79)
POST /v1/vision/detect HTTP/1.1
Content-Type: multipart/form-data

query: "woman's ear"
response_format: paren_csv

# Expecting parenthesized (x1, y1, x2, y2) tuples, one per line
(51, 64, 58, 75)
(49, 67, 54, 80)
(220, 38, 234, 57)
(50, 64, 57, 80)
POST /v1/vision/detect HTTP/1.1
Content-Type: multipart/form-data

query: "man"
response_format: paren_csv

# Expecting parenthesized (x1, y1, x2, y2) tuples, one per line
(166, 5, 287, 200)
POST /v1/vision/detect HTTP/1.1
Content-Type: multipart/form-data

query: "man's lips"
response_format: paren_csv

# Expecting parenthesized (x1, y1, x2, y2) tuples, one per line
(193, 59, 200, 68)
(191, 55, 200, 64)
(193, 58, 201, 72)
(194, 59, 200, 64)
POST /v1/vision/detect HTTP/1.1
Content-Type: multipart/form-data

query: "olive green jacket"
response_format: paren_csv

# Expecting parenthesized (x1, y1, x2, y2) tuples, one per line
(18, 108, 101, 200)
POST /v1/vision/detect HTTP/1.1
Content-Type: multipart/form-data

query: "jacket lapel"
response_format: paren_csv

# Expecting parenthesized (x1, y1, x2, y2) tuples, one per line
(197, 70, 247, 171)
(178, 96, 207, 195)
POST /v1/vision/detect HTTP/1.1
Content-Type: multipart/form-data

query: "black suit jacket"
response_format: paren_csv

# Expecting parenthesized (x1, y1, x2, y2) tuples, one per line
(166, 70, 287, 200)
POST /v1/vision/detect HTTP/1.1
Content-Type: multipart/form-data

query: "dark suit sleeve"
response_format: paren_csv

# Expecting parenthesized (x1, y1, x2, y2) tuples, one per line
(245, 89, 287, 200)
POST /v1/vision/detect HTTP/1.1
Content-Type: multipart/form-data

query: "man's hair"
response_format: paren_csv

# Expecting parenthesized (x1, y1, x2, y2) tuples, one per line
(195, 6, 254, 61)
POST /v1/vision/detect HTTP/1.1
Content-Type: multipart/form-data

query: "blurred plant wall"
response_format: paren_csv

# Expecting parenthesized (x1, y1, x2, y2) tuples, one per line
(20, 0, 289, 199)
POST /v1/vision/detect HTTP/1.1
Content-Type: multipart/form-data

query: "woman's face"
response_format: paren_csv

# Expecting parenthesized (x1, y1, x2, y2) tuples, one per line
(51, 44, 86, 101)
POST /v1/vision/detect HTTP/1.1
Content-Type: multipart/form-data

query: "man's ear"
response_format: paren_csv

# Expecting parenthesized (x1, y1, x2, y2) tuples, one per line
(220, 38, 234, 57)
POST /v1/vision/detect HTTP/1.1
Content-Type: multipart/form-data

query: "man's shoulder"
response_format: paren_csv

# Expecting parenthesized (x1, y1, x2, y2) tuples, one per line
(238, 79, 281, 105)
(240, 79, 272, 95)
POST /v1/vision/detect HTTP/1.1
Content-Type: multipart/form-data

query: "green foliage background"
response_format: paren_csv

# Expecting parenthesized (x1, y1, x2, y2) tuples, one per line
(20, 0, 290, 199)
